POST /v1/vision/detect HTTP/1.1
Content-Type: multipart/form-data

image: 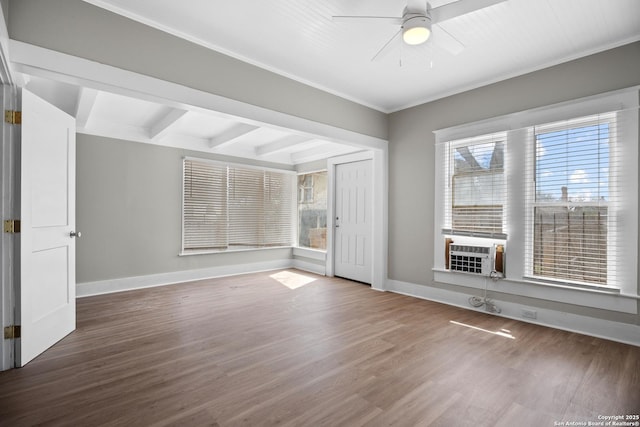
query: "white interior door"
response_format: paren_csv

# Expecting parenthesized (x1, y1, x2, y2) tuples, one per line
(334, 160, 373, 284)
(19, 89, 76, 366)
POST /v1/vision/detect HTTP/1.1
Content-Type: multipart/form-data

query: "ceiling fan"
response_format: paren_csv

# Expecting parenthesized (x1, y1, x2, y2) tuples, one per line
(333, 0, 508, 62)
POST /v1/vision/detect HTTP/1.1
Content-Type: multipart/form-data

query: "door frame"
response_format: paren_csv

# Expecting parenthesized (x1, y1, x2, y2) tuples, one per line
(327, 149, 387, 291)
(0, 84, 19, 372)
(0, 0, 19, 371)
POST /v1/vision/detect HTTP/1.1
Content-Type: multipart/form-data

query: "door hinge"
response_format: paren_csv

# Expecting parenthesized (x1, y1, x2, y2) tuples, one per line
(3, 219, 20, 233)
(4, 110, 21, 125)
(4, 325, 20, 339)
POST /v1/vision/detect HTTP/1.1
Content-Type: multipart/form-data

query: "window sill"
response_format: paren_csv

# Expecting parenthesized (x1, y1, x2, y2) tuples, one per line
(179, 246, 293, 257)
(432, 268, 637, 314)
(293, 247, 326, 261)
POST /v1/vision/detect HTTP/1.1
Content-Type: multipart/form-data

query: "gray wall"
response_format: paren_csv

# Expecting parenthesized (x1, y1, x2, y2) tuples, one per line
(388, 41, 640, 324)
(8, 0, 640, 325)
(8, 0, 388, 140)
(6, 0, 386, 285)
(76, 134, 293, 284)
(75, 135, 329, 284)
(1, 0, 7, 28)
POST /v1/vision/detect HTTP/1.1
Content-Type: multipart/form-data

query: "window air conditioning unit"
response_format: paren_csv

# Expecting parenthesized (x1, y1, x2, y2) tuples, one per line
(445, 240, 505, 278)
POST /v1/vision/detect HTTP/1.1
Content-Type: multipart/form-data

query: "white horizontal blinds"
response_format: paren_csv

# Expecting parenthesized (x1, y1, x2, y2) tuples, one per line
(228, 166, 295, 249)
(228, 167, 264, 248)
(183, 159, 228, 250)
(183, 159, 295, 252)
(446, 133, 507, 237)
(527, 112, 618, 286)
(263, 171, 295, 246)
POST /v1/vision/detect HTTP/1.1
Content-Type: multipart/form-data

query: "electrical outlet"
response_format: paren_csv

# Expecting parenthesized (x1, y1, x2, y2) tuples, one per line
(522, 309, 537, 319)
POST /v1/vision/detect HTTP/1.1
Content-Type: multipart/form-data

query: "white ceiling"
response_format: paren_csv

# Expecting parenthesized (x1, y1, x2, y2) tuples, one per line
(14, 0, 640, 166)
(83, 0, 640, 112)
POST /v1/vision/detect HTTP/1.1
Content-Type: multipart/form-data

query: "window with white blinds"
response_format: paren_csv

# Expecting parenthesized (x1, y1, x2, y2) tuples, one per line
(441, 133, 507, 238)
(435, 90, 638, 299)
(525, 113, 619, 286)
(182, 158, 295, 252)
(183, 159, 228, 250)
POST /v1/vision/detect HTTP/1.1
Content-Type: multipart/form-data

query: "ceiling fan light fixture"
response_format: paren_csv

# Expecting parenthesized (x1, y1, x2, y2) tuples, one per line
(402, 16, 431, 45)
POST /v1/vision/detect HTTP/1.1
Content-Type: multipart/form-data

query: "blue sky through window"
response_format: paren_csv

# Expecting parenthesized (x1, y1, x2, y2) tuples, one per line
(535, 124, 609, 202)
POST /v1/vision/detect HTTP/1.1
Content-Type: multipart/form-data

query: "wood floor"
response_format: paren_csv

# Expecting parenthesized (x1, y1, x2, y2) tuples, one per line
(0, 270, 638, 426)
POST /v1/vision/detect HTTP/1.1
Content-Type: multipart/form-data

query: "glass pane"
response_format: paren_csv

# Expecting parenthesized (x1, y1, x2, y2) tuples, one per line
(450, 139, 505, 234)
(535, 124, 609, 202)
(298, 172, 327, 249)
(453, 172, 504, 207)
(533, 206, 608, 285)
(532, 121, 611, 285)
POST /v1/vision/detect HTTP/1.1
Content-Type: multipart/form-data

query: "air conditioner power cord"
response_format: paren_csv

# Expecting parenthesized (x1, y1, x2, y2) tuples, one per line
(468, 271, 501, 313)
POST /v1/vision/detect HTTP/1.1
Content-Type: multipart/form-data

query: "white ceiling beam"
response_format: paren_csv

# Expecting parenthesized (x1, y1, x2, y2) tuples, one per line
(290, 144, 342, 164)
(255, 134, 311, 156)
(74, 87, 98, 129)
(79, 122, 210, 153)
(10, 41, 388, 151)
(208, 123, 259, 149)
(149, 108, 187, 140)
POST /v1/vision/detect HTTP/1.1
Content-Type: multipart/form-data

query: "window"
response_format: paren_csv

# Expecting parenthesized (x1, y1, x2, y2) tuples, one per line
(183, 159, 227, 251)
(297, 171, 327, 250)
(434, 89, 638, 305)
(527, 113, 616, 286)
(442, 133, 507, 238)
(182, 158, 295, 253)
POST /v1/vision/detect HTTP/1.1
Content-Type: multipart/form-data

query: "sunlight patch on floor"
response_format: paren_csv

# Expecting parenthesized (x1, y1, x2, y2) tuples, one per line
(270, 270, 317, 290)
(450, 320, 516, 339)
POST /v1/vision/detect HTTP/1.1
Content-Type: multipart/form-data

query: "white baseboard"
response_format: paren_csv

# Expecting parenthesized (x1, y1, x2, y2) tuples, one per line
(77, 259, 294, 298)
(292, 259, 326, 276)
(386, 279, 640, 347)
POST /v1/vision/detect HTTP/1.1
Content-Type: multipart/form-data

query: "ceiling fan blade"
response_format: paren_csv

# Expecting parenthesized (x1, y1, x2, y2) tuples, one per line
(332, 16, 403, 25)
(432, 25, 465, 55)
(431, 0, 507, 24)
(406, 0, 427, 13)
(371, 29, 402, 62)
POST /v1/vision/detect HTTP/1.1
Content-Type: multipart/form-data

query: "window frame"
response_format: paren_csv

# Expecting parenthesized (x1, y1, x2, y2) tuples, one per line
(526, 114, 615, 288)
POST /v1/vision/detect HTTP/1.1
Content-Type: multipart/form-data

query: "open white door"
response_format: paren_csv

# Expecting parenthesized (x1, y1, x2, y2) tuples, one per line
(334, 160, 373, 284)
(19, 89, 76, 366)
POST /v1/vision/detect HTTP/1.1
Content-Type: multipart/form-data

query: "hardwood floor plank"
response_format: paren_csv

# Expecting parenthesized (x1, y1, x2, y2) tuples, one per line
(0, 269, 638, 426)
(368, 380, 464, 426)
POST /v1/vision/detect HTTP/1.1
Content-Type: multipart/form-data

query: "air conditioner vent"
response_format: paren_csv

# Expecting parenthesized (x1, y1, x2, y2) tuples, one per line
(449, 244, 493, 276)
(450, 244, 490, 255)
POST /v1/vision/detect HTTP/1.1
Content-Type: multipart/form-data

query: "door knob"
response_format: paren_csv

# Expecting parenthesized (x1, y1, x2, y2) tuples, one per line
(70, 231, 82, 238)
